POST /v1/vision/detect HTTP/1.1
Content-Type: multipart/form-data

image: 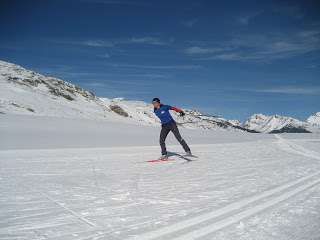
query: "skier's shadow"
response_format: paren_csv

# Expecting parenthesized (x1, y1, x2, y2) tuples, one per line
(167, 151, 198, 162)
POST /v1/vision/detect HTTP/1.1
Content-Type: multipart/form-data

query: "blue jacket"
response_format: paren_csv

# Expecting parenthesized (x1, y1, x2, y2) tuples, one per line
(154, 104, 183, 124)
(154, 104, 174, 124)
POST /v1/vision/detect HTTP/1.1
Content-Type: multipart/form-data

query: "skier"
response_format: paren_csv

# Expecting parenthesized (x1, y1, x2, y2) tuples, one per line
(152, 97, 192, 159)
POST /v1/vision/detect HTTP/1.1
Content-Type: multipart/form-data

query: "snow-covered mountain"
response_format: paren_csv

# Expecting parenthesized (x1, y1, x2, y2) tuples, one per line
(0, 60, 249, 132)
(243, 113, 315, 133)
(307, 112, 320, 127)
(101, 98, 257, 132)
(0, 60, 124, 122)
(1, 59, 319, 133)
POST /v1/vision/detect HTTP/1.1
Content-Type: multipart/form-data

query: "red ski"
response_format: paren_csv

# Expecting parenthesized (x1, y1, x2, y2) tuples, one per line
(146, 158, 174, 163)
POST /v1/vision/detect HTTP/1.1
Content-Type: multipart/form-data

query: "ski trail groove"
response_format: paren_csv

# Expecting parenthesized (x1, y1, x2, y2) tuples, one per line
(128, 171, 320, 240)
(22, 184, 97, 228)
(275, 134, 320, 160)
(171, 174, 320, 240)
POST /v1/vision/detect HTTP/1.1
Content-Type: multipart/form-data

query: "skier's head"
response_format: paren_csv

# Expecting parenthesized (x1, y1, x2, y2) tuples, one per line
(152, 97, 161, 108)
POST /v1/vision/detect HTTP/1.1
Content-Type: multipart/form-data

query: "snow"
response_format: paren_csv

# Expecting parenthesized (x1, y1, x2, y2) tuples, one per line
(0, 60, 125, 122)
(243, 113, 311, 133)
(1, 114, 320, 239)
(1, 59, 320, 239)
(307, 112, 320, 127)
(0, 114, 270, 150)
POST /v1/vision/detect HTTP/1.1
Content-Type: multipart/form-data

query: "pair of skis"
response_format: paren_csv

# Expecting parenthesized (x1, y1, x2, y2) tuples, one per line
(147, 152, 197, 163)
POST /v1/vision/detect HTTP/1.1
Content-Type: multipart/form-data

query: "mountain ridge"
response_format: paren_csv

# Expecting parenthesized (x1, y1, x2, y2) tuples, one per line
(0, 59, 318, 133)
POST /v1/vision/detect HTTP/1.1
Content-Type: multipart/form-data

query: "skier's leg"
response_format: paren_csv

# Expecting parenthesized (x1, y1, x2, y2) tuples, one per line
(159, 126, 170, 155)
(171, 122, 191, 153)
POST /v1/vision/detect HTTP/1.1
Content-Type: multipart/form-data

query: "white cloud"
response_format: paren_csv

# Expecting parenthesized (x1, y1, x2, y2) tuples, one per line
(181, 19, 198, 28)
(99, 53, 111, 58)
(272, 4, 305, 19)
(105, 62, 202, 70)
(185, 29, 320, 62)
(81, 0, 149, 6)
(83, 82, 107, 87)
(52, 36, 173, 48)
(51, 39, 115, 48)
(184, 46, 225, 55)
(255, 86, 320, 95)
(129, 37, 173, 45)
(94, 73, 170, 79)
(82, 40, 114, 47)
(306, 63, 320, 69)
(209, 53, 246, 61)
(236, 11, 261, 25)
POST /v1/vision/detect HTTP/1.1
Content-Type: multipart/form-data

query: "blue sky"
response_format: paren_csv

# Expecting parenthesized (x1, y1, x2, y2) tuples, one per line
(0, 0, 319, 121)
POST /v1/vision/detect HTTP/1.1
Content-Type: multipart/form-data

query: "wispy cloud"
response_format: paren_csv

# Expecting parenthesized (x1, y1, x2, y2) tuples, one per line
(236, 11, 261, 25)
(236, 4, 304, 26)
(98, 53, 111, 58)
(34, 65, 77, 76)
(81, 0, 202, 10)
(272, 4, 305, 19)
(198, 86, 320, 96)
(82, 40, 114, 47)
(95, 73, 170, 79)
(129, 36, 174, 45)
(306, 63, 320, 69)
(50, 39, 115, 47)
(185, 29, 320, 62)
(80, 0, 149, 6)
(181, 18, 198, 28)
(105, 62, 202, 70)
(184, 46, 227, 55)
(83, 82, 107, 87)
(52, 36, 173, 48)
(255, 86, 320, 95)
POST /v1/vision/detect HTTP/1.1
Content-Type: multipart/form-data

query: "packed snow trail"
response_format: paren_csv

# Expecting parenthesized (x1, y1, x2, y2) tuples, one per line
(275, 134, 320, 160)
(1, 132, 320, 240)
(153, 174, 320, 240)
(129, 171, 320, 240)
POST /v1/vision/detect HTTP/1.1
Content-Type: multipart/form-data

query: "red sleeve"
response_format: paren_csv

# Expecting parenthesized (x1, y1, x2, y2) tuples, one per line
(170, 106, 183, 113)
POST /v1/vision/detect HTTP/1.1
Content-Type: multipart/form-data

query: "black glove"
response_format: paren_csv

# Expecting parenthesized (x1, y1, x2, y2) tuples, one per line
(179, 111, 185, 117)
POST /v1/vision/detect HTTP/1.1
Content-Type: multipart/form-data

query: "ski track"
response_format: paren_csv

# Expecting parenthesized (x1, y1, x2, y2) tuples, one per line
(127, 135, 320, 240)
(1, 136, 320, 239)
(171, 176, 320, 240)
(23, 185, 98, 228)
(128, 172, 320, 240)
(275, 135, 320, 160)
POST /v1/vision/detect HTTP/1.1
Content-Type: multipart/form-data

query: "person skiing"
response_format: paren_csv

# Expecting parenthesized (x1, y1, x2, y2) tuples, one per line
(152, 97, 192, 159)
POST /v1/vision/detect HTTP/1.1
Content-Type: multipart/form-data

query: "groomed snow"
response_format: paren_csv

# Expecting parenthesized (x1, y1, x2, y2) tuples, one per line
(0, 114, 272, 150)
(1, 114, 320, 240)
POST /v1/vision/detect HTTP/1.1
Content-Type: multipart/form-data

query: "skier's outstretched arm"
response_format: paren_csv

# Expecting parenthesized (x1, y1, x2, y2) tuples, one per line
(170, 106, 185, 116)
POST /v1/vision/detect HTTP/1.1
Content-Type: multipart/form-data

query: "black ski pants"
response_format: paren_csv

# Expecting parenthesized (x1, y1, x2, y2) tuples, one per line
(160, 121, 190, 155)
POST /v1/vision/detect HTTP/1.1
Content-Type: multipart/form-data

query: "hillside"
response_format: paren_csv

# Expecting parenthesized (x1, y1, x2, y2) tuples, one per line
(0, 59, 319, 133)
(0, 60, 251, 132)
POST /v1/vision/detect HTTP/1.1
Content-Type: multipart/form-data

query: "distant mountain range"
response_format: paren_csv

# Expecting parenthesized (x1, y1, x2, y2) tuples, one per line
(0, 60, 319, 134)
(243, 113, 319, 133)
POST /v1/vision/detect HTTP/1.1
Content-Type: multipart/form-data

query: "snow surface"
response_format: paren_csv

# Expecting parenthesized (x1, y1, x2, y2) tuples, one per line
(1, 59, 320, 239)
(307, 112, 320, 127)
(1, 114, 320, 240)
